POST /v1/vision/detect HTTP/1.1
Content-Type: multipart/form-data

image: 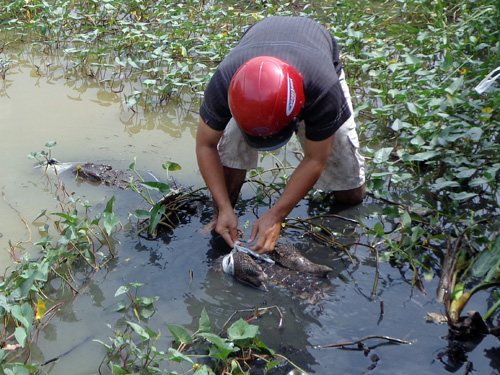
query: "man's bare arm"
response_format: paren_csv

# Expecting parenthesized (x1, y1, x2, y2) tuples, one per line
(249, 134, 335, 253)
(195, 117, 239, 246)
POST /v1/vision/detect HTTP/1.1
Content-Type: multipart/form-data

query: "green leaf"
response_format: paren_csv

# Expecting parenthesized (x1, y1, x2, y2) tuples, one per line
(448, 192, 478, 201)
(113, 301, 127, 312)
(162, 161, 182, 171)
(149, 204, 166, 235)
(168, 348, 194, 364)
(193, 365, 215, 375)
(137, 305, 156, 319)
(227, 319, 259, 341)
(445, 76, 464, 95)
(10, 277, 35, 301)
(373, 147, 393, 164)
(406, 151, 439, 161)
(32, 209, 47, 222)
(198, 307, 211, 333)
(391, 119, 411, 131)
(134, 209, 152, 219)
(136, 296, 159, 306)
(11, 304, 33, 331)
(45, 141, 57, 149)
(430, 178, 460, 190)
(128, 157, 138, 172)
(471, 236, 500, 282)
(464, 127, 483, 142)
(104, 196, 116, 214)
(127, 56, 140, 69)
(373, 221, 385, 236)
(455, 167, 476, 179)
(115, 56, 126, 67)
(140, 181, 171, 193)
(266, 360, 281, 372)
(196, 332, 236, 354)
(407, 102, 421, 115)
(110, 364, 129, 374)
(168, 325, 193, 345)
(114, 283, 145, 297)
(14, 327, 27, 347)
(404, 53, 421, 65)
(194, 365, 216, 375)
(5, 365, 33, 375)
(126, 321, 150, 341)
(401, 210, 412, 229)
(252, 335, 275, 355)
(469, 177, 492, 187)
(441, 50, 453, 71)
(51, 212, 77, 224)
(114, 285, 129, 297)
(101, 212, 120, 236)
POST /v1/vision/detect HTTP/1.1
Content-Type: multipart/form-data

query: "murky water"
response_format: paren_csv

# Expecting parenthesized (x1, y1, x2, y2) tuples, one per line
(1, 47, 498, 375)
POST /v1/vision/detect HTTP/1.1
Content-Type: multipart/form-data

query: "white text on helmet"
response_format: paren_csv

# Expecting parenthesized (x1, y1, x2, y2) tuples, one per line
(286, 73, 296, 117)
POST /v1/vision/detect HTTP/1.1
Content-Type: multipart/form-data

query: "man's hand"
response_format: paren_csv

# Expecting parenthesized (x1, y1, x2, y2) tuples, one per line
(248, 211, 282, 254)
(215, 209, 240, 248)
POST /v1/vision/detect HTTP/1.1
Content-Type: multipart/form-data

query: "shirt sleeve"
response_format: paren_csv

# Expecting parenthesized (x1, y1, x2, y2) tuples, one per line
(302, 79, 351, 141)
(199, 69, 232, 131)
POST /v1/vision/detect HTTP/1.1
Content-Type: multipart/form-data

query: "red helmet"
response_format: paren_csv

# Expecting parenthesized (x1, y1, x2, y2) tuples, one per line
(228, 56, 305, 151)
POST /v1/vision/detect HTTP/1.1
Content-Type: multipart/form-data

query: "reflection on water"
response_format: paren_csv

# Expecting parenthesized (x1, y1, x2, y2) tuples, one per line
(0, 46, 202, 265)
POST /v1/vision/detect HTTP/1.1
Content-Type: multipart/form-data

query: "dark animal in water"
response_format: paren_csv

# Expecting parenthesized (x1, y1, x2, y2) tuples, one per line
(43, 160, 140, 189)
(214, 243, 333, 303)
(74, 162, 139, 189)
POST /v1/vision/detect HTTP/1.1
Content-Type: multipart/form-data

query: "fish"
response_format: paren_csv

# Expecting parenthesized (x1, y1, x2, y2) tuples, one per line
(215, 243, 333, 300)
(272, 243, 333, 277)
(222, 251, 267, 289)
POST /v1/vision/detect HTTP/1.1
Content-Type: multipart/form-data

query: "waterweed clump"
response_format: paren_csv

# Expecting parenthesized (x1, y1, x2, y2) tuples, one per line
(0, 0, 304, 110)
(344, 0, 500, 325)
(0, 142, 121, 374)
(98, 299, 302, 375)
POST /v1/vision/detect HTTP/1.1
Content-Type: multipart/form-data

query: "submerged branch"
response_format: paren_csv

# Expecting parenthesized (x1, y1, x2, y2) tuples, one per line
(312, 334, 413, 349)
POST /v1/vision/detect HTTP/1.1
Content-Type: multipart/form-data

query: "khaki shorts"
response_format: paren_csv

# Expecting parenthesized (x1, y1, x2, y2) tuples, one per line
(217, 72, 365, 192)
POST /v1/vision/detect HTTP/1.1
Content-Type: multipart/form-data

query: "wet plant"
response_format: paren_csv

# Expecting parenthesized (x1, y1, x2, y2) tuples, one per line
(0, 57, 10, 79)
(0, 0, 308, 109)
(347, 0, 500, 329)
(98, 304, 302, 374)
(114, 282, 159, 322)
(128, 158, 206, 237)
(0, 142, 121, 374)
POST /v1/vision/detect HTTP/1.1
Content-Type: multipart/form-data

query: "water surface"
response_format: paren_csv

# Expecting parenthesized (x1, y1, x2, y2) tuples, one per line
(1, 46, 498, 375)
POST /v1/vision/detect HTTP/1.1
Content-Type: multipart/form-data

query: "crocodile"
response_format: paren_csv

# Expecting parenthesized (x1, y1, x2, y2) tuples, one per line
(213, 243, 334, 303)
(43, 160, 140, 189)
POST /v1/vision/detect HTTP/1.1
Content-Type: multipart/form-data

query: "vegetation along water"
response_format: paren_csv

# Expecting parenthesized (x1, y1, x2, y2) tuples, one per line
(0, 0, 499, 374)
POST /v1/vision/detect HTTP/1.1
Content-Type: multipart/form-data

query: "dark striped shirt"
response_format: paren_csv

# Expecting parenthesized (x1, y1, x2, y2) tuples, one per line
(200, 16, 351, 142)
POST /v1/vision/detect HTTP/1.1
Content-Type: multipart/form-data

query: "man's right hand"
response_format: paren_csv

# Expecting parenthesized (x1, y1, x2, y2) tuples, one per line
(214, 209, 239, 248)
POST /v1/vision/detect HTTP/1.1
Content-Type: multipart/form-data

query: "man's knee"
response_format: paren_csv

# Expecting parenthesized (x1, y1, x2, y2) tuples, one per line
(333, 184, 365, 205)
